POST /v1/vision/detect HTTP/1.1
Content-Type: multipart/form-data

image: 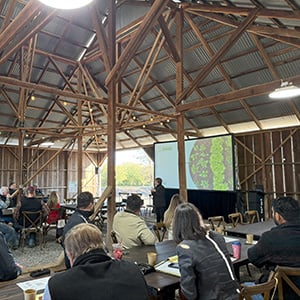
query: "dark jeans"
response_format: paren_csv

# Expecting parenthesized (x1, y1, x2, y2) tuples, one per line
(155, 206, 165, 223)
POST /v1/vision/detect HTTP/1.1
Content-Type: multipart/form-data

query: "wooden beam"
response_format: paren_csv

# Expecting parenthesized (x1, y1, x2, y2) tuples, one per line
(177, 75, 300, 112)
(106, 0, 117, 247)
(175, 9, 187, 201)
(157, 15, 180, 63)
(105, 0, 169, 85)
(184, 3, 300, 20)
(90, 7, 112, 73)
(176, 8, 259, 104)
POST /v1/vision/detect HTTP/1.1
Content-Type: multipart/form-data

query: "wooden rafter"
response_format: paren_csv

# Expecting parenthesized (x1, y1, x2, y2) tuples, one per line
(176, 8, 259, 104)
(105, 0, 169, 85)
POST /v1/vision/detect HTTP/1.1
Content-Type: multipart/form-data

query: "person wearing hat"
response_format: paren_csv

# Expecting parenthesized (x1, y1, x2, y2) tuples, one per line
(113, 194, 155, 249)
(14, 186, 49, 247)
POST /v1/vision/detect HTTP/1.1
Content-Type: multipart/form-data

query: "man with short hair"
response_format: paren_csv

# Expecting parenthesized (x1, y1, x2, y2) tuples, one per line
(62, 191, 94, 268)
(43, 223, 149, 300)
(113, 194, 156, 249)
(151, 177, 166, 223)
(248, 196, 300, 299)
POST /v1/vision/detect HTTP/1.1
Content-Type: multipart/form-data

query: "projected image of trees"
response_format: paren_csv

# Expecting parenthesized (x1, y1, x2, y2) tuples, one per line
(188, 136, 233, 191)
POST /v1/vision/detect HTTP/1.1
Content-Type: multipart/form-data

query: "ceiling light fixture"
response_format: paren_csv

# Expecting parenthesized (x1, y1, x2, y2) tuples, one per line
(269, 81, 300, 99)
(38, 0, 94, 9)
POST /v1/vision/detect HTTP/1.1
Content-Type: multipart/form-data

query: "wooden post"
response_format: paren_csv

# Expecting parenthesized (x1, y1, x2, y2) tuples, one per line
(176, 9, 187, 201)
(77, 70, 83, 195)
(106, 0, 117, 247)
(17, 129, 25, 199)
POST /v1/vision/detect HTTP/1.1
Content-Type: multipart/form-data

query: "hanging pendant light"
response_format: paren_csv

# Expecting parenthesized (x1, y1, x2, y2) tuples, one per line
(38, 0, 94, 9)
(269, 80, 300, 99)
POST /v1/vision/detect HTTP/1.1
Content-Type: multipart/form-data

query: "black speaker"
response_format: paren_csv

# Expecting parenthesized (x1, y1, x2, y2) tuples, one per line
(248, 191, 264, 221)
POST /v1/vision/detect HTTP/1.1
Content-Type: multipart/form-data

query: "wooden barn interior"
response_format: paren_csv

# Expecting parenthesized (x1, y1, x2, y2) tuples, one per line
(0, 0, 300, 233)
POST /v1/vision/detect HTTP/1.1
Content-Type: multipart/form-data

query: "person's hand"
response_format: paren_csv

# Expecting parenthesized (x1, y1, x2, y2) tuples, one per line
(151, 188, 156, 193)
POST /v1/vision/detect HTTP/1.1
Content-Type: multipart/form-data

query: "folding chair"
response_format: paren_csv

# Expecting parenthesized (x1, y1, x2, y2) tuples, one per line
(111, 230, 118, 244)
(275, 266, 300, 300)
(153, 222, 167, 242)
(20, 210, 44, 250)
(228, 212, 244, 228)
(208, 215, 226, 231)
(239, 278, 278, 300)
(245, 210, 260, 224)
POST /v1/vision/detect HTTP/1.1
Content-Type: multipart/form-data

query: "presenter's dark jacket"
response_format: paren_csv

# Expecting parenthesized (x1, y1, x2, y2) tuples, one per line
(151, 184, 166, 208)
(248, 221, 300, 299)
(0, 232, 20, 281)
(48, 249, 149, 300)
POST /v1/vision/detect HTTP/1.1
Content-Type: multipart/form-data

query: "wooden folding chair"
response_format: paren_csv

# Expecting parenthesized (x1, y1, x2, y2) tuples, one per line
(153, 222, 167, 242)
(228, 212, 244, 227)
(20, 210, 44, 250)
(275, 266, 300, 300)
(111, 230, 118, 244)
(239, 278, 278, 300)
(207, 215, 226, 231)
(245, 210, 260, 224)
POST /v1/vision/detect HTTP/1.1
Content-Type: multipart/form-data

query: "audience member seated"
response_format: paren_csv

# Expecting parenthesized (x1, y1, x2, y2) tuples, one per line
(0, 222, 19, 249)
(14, 186, 49, 248)
(173, 203, 240, 300)
(62, 191, 94, 269)
(33, 184, 44, 197)
(0, 232, 22, 281)
(163, 193, 184, 239)
(8, 182, 17, 207)
(113, 194, 156, 249)
(42, 223, 149, 300)
(248, 196, 300, 299)
(0, 186, 14, 223)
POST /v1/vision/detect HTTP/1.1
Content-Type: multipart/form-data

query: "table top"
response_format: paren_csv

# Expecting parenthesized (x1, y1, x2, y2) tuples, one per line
(0, 236, 253, 300)
(226, 219, 275, 239)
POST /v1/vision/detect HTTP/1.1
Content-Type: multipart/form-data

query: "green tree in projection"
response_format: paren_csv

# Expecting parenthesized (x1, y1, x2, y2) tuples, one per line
(223, 137, 234, 189)
(210, 137, 227, 190)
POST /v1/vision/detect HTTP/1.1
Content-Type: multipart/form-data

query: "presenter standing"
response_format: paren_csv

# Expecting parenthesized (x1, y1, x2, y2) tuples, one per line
(151, 177, 166, 223)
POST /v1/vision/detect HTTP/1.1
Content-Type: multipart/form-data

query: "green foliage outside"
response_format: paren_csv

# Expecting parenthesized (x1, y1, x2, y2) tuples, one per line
(101, 161, 153, 187)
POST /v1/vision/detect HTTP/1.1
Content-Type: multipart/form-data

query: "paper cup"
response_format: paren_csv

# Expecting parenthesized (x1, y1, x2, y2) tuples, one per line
(147, 252, 157, 266)
(24, 289, 36, 300)
(246, 234, 254, 244)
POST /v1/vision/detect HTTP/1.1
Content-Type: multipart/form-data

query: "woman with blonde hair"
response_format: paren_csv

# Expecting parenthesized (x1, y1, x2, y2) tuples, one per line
(163, 194, 184, 239)
(46, 191, 61, 224)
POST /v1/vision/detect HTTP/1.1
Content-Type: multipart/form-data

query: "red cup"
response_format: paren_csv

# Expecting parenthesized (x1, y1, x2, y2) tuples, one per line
(232, 241, 241, 259)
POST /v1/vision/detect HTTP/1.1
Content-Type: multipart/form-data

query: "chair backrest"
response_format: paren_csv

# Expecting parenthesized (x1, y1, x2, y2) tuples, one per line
(111, 230, 118, 244)
(153, 222, 167, 242)
(207, 216, 226, 231)
(275, 266, 300, 300)
(245, 210, 260, 224)
(239, 278, 278, 300)
(21, 210, 43, 229)
(228, 212, 243, 227)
